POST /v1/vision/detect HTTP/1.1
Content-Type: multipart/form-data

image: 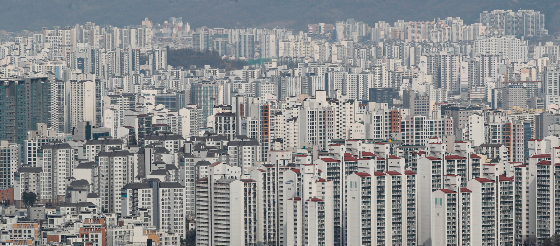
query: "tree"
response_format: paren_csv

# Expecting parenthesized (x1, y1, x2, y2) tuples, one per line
(523, 236, 537, 246)
(21, 192, 37, 207)
(543, 234, 560, 246)
(181, 229, 196, 246)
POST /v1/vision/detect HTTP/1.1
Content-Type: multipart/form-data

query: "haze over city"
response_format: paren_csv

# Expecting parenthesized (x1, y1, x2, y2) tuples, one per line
(1, 1, 560, 246)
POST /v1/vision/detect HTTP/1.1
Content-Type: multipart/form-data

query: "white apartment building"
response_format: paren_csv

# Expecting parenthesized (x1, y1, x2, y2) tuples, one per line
(69, 80, 96, 129)
(431, 187, 472, 246)
(346, 172, 373, 246)
(444, 155, 468, 186)
(226, 139, 262, 174)
(305, 198, 332, 245)
(468, 177, 497, 245)
(284, 195, 334, 246)
(195, 178, 257, 246)
(458, 114, 485, 147)
(121, 182, 153, 220)
(485, 121, 525, 163)
(106, 225, 157, 246)
(271, 111, 299, 152)
(85, 139, 124, 161)
(177, 106, 202, 138)
(250, 164, 289, 245)
(14, 167, 42, 203)
(347, 170, 417, 245)
(417, 156, 444, 245)
(284, 197, 304, 246)
(514, 164, 532, 245)
(155, 182, 185, 238)
(180, 154, 197, 218)
(97, 151, 134, 214)
(283, 164, 335, 246)
(144, 135, 185, 154)
(544, 65, 560, 107)
(315, 157, 345, 244)
(467, 176, 515, 246)
(49, 80, 67, 133)
(534, 159, 558, 243)
(474, 36, 528, 63)
(363, 103, 393, 140)
(24, 123, 56, 167)
(386, 170, 417, 245)
(0, 141, 20, 190)
(401, 116, 453, 146)
(496, 175, 515, 245)
(41, 143, 75, 204)
(296, 91, 358, 150)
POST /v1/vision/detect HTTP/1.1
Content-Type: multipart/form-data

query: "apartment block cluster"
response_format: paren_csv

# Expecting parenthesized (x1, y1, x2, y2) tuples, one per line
(0, 8, 559, 246)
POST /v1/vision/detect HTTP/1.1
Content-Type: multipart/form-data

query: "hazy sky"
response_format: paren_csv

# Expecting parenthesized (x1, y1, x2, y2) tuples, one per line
(0, 0, 558, 32)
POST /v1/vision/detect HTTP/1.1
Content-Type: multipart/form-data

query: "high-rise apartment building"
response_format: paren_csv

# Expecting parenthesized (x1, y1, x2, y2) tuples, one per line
(369, 88, 397, 108)
(401, 116, 453, 145)
(473, 36, 528, 63)
(544, 65, 560, 107)
(0, 141, 20, 190)
(14, 166, 42, 203)
(347, 170, 417, 245)
(0, 78, 51, 146)
(250, 164, 291, 245)
(69, 80, 97, 131)
(431, 187, 473, 246)
(192, 31, 210, 51)
(195, 178, 257, 246)
(480, 10, 548, 38)
(190, 82, 222, 125)
(40, 143, 75, 204)
(227, 139, 262, 174)
(149, 180, 185, 238)
(502, 85, 528, 109)
(96, 151, 135, 214)
(49, 80, 66, 133)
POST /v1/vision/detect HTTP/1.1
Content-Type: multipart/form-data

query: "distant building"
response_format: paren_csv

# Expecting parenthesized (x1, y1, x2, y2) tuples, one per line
(40, 143, 75, 204)
(195, 178, 257, 246)
(190, 82, 222, 125)
(369, 87, 397, 108)
(155, 93, 186, 112)
(0, 78, 51, 146)
(480, 10, 548, 38)
(502, 85, 528, 109)
(0, 141, 20, 190)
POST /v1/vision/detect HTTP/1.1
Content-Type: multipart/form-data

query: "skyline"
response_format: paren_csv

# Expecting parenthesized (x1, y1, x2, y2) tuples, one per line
(1, 0, 560, 33)
(1, 4, 560, 246)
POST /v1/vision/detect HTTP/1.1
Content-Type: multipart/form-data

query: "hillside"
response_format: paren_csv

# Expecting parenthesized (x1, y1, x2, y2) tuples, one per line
(1, 0, 560, 33)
